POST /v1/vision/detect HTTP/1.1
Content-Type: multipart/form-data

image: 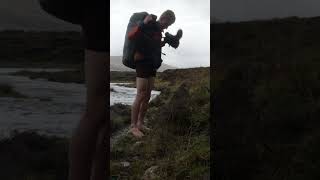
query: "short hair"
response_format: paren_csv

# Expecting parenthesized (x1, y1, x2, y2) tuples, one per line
(160, 10, 176, 24)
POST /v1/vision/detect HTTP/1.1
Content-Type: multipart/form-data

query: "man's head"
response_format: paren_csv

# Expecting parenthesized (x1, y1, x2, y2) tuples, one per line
(158, 10, 175, 30)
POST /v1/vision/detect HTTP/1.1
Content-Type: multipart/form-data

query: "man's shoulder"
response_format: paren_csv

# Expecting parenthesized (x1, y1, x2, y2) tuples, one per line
(143, 22, 161, 32)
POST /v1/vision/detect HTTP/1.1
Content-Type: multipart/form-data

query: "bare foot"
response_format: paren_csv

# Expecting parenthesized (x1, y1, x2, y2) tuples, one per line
(129, 127, 144, 138)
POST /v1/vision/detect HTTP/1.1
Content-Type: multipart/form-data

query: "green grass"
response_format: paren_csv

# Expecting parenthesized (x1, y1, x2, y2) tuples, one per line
(0, 131, 69, 180)
(110, 71, 136, 83)
(111, 103, 131, 134)
(213, 16, 320, 179)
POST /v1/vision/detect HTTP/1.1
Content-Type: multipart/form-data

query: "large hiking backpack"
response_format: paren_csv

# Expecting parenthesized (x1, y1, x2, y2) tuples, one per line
(122, 12, 149, 69)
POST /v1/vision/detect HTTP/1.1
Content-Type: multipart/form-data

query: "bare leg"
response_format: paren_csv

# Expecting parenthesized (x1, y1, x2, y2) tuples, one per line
(90, 123, 108, 180)
(69, 49, 108, 180)
(89, 51, 109, 180)
(130, 77, 148, 137)
(137, 77, 154, 130)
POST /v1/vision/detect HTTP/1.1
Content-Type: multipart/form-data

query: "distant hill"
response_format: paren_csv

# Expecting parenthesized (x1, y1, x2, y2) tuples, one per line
(212, 15, 320, 66)
(0, 0, 80, 31)
(110, 56, 177, 72)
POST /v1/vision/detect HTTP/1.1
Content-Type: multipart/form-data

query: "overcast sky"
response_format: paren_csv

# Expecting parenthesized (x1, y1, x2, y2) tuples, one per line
(110, 0, 210, 68)
(211, 0, 320, 22)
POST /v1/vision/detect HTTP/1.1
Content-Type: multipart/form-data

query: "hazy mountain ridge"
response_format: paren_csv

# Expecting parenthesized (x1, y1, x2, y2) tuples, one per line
(110, 56, 177, 72)
(211, 15, 320, 24)
(0, 0, 80, 31)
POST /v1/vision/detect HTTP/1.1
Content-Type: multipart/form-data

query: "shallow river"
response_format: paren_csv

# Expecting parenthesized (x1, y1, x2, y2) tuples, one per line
(0, 68, 160, 137)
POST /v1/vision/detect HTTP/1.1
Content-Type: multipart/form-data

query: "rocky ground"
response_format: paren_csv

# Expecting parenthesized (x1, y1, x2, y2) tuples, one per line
(110, 67, 210, 179)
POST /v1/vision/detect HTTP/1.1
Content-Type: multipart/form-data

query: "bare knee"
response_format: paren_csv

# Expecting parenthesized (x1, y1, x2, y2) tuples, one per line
(85, 107, 106, 131)
(86, 96, 106, 121)
(76, 110, 105, 134)
(135, 91, 148, 103)
(143, 90, 152, 103)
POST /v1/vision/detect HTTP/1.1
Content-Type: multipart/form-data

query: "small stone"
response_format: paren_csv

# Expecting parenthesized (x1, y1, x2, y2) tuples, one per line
(132, 156, 139, 161)
(142, 166, 159, 180)
(120, 161, 130, 167)
(131, 141, 143, 150)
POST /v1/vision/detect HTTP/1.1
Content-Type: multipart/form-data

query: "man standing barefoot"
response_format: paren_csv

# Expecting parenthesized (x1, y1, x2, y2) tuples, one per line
(128, 10, 176, 138)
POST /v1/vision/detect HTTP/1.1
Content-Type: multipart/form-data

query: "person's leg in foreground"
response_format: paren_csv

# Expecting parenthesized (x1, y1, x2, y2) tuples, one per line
(69, 50, 108, 180)
(68, 2, 109, 180)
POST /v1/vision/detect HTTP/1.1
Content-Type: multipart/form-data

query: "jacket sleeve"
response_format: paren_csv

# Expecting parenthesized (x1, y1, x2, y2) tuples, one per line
(128, 22, 145, 40)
